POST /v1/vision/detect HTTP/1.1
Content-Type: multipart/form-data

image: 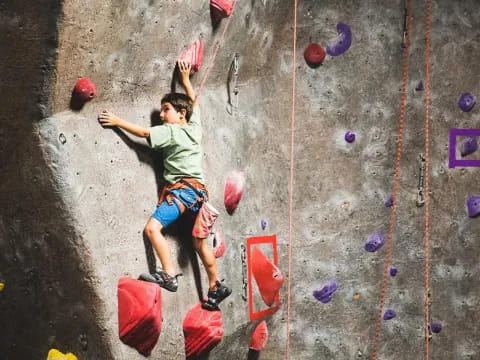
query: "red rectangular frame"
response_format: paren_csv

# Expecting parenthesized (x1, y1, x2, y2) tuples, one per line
(246, 234, 281, 321)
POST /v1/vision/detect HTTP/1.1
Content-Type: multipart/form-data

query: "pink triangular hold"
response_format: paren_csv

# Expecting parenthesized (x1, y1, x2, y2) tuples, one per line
(178, 39, 204, 73)
(213, 229, 226, 258)
(249, 320, 268, 351)
(224, 169, 246, 215)
(251, 247, 284, 306)
(183, 303, 224, 357)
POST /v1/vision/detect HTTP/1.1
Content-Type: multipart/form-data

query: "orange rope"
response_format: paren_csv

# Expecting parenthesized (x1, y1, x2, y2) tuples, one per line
(197, 1, 237, 97)
(371, 1, 412, 358)
(423, 0, 432, 358)
(285, 0, 298, 358)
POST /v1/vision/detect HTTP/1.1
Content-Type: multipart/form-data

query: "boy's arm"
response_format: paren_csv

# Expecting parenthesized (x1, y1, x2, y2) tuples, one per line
(178, 61, 198, 105)
(98, 110, 150, 138)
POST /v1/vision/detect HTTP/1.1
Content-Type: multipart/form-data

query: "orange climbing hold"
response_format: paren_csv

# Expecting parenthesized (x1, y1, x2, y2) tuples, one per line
(251, 246, 284, 307)
(224, 169, 246, 215)
(210, 0, 234, 20)
(117, 278, 162, 356)
(249, 320, 269, 351)
(183, 303, 224, 357)
(179, 40, 204, 74)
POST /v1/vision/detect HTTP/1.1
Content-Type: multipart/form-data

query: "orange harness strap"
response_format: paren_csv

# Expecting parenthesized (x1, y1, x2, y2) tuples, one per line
(157, 178, 208, 213)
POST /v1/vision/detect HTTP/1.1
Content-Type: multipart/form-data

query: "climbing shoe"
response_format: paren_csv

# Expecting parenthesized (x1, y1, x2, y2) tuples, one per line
(138, 270, 183, 292)
(202, 280, 232, 311)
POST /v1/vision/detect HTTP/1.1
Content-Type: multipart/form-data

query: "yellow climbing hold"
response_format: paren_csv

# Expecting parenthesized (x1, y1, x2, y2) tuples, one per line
(0, 283, 4, 292)
(47, 349, 78, 360)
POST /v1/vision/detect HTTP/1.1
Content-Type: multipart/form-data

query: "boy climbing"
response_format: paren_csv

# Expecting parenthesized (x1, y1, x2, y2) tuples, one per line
(98, 61, 231, 311)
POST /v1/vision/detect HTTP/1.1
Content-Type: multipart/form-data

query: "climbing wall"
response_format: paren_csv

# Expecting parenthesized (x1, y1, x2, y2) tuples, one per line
(1, 0, 480, 359)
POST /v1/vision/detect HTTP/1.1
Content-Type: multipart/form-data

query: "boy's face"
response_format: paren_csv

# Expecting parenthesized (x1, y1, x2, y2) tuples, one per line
(160, 102, 184, 124)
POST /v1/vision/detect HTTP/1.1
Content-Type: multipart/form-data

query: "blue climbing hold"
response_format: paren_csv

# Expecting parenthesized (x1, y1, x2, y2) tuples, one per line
(384, 196, 394, 207)
(383, 309, 396, 320)
(460, 137, 478, 157)
(260, 219, 267, 230)
(458, 93, 476, 112)
(344, 131, 356, 143)
(466, 195, 480, 217)
(430, 323, 442, 334)
(313, 280, 337, 304)
(365, 231, 385, 252)
(390, 267, 398, 277)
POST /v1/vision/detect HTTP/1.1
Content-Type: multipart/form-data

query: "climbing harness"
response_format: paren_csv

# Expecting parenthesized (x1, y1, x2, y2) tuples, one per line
(226, 53, 240, 116)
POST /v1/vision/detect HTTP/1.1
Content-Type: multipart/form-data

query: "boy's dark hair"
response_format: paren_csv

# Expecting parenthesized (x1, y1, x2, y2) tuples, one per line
(161, 93, 193, 121)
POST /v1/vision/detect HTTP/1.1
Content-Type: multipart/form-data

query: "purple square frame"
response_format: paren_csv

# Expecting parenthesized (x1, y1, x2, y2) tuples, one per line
(449, 128, 480, 168)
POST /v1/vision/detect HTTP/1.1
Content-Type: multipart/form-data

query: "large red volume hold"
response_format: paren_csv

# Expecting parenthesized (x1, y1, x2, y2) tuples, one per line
(251, 247, 284, 306)
(249, 320, 268, 351)
(73, 77, 97, 102)
(179, 40, 204, 74)
(210, 0, 234, 20)
(183, 303, 224, 357)
(117, 278, 162, 356)
(224, 169, 246, 215)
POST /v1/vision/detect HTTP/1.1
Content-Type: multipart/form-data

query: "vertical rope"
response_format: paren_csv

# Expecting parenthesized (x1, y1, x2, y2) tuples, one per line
(197, 1, 237, 97)
(423, 0, 432, 358)
(285, 0, 298, 358)
(371, 1, 412, 358)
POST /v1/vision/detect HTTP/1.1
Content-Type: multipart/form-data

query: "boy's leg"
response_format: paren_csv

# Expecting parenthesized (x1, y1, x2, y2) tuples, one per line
(144, 217, 175, 276)
(192, 236, 218, 289)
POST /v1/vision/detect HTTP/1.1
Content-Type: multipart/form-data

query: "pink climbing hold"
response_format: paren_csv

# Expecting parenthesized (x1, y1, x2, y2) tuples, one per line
(117, 278, 162, 356)
(210, 0, 234, 20)
(183, 303, 224, 357)
(178, 40, 204, 74)
(251, 246, 284, 307)
(73, 77, 97, 102)
(249, 320, 268, 351)
(213, 229, 226, 258)
(224, 169, 246, 215)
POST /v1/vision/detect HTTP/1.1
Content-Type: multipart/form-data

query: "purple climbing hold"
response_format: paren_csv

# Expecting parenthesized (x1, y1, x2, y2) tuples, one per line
(383, 309, 396, 320)
(326, 23, 352, 57)
(390, 267, 398, 277)
(365, 231, 385, 252)
(458, 93, 476, 112)
(313, 280, 337, 304)
(415, 80, 424, 91)
(260, 219, 267, 230)
(344, 131, 356, 143)
(430, 323, 442, 334)
(466, 195, 480, 217)
(460, 137, 478, 157)
(384, 196, 394, 207)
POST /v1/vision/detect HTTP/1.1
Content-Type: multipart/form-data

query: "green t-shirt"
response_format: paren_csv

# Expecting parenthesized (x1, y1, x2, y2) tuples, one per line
(148, 105, 204, 185)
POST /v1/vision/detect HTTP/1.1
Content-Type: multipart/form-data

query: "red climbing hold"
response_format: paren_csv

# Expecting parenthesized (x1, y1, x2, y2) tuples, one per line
(213, 229, 226, 258)
(251, 246, 284, 307)
(179, 40, 204, 74)
(117, 278, 162, 356)
(183, 303, 224, 357)
(304, 43, 326, 67)
(73, 77, 97, 102)
(224, 169, 246, 215)
(210, 0, 234, 21)
(249, 320, 268, 351)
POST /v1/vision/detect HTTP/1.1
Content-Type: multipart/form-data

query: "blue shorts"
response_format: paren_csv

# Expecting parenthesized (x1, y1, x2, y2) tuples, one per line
(151, 188, 206, 227)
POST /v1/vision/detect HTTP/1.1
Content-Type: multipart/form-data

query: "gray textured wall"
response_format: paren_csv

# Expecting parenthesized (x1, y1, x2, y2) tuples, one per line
(1, 0, 479, 359)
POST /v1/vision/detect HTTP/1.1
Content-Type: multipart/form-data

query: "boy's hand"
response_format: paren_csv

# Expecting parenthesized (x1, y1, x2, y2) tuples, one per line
(98, 110, 121, 127)
(178, 61, 191, 84)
